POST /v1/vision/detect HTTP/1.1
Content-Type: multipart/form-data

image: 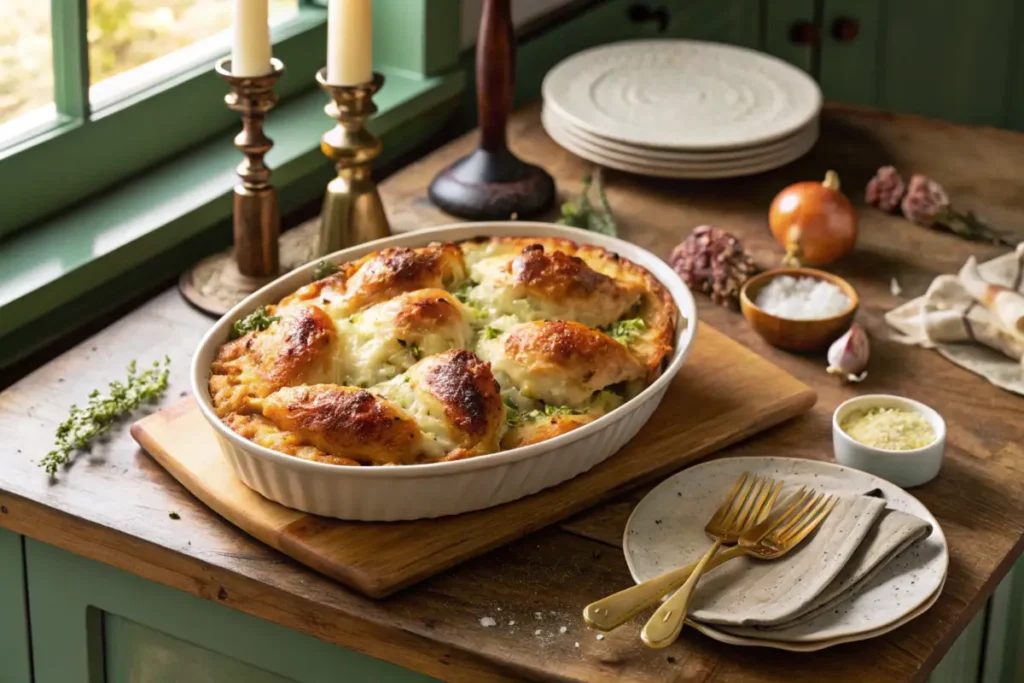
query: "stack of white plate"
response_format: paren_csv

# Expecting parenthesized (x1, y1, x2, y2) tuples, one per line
(541, 40, 823, 179)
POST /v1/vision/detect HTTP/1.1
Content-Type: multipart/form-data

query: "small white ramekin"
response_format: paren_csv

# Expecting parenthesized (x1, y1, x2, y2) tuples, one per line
(832, 394, 946, 488)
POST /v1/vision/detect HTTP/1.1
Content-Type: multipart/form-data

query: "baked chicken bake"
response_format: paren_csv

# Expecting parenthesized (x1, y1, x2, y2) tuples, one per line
(209, 237, 679, 466)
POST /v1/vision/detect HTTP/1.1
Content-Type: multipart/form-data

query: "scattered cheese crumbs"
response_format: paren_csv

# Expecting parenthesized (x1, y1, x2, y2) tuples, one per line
(559, 626, 568, 634)
(890, 277, 903, 296)
(479, 617, 496, 627)
(840, 406, 936, 451)
(755, 275, 851, 320)
(508, 620, 515, 626)
(596, 634, 605, 641)
(534, 612, 543, 620)
(574, 642, 580, 648)
(496, 607, 502, 612)
(535, 629, 542, 635)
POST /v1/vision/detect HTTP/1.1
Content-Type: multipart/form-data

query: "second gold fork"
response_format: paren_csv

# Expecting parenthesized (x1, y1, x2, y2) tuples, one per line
(584, 472, 781, 632)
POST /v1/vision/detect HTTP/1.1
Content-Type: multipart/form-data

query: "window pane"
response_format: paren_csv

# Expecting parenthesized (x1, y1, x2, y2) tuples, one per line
(0, 1, 54, 125)
(88, 0, 297, 102)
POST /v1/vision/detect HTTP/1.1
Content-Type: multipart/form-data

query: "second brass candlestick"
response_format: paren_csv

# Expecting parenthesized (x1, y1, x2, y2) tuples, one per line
(316, 69, 390, 255)
(180, 57, 285, 316)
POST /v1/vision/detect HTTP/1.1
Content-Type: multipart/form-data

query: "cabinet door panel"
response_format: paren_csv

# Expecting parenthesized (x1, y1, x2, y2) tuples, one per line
(0, 528, 32, 683)
(761, 0, 816, 73)
(820, 0, 882, 105)
(876, 0, 1015, 125)
(662, 0, 760, 48)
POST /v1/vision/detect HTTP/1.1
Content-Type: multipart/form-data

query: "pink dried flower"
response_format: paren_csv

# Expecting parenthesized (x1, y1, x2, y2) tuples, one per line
(670, 226, 759, 309)
(901, 174, 950, 227)
(865, 166, 906, 212)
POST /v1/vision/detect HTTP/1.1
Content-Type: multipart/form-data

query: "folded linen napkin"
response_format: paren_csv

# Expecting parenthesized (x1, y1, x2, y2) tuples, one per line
(714, 507, 932, 636)
(688, 493, 886, 627)
(886, 245, 1024, 395)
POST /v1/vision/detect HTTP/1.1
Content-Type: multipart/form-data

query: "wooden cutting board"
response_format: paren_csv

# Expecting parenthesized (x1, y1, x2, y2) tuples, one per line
(131, 324, 815, 598)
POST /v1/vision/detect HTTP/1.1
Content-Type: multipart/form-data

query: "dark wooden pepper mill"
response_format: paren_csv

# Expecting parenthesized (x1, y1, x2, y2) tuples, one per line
(428, 0, 555, 220)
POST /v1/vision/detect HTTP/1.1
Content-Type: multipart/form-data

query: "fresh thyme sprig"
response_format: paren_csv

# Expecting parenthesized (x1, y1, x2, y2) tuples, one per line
(230, 306, 280, 340)
(40, 357, 171, 476)
(312, 259, 340, 281)
(557, 168, 618, 236)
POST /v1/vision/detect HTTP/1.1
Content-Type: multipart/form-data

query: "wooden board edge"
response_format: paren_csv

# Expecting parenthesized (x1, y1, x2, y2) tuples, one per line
(129, 420, 296, 560)
(360, 383, 818, 597)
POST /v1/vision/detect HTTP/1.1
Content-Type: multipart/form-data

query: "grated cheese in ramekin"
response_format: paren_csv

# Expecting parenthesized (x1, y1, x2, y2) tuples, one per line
(840, 406, 936, 451)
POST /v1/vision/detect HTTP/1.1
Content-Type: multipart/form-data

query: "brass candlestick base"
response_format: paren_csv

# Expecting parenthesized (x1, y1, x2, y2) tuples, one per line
(316, 69, 390, 255)
(180, 57, 285, 316)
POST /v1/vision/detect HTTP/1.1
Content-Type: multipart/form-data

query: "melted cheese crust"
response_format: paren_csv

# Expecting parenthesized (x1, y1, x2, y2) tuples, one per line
(209, 236, 679, 465)
(479, 321, 645, 407)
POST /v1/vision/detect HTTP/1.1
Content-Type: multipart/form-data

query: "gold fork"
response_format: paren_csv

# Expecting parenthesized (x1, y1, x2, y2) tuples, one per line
(584, 473, 782, 632)
(640, 488, 838, 648)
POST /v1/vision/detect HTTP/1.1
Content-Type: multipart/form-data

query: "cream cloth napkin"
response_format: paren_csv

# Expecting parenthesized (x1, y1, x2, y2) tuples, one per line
(886, 246, 1024, 395)
(688, 494, 886, 627)
(715, 507, 932, 635)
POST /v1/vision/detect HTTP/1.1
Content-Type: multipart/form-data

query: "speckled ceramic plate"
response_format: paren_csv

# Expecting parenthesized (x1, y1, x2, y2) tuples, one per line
(541, 104, 820, 163)
(542, 108, 818, 179)
(542, 40, 822, 150)
(623, 457, 948, 648)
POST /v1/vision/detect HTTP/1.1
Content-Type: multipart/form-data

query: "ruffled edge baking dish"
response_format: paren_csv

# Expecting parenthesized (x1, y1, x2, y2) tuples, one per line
(191, 222, 698, 520)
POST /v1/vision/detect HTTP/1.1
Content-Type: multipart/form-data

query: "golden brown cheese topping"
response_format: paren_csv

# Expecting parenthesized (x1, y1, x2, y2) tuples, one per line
(468, 244, 644, 328)
(209, 306, 339, 417)
(208, 236, 679, 466)
(260, 385, 424, 466)
(279, 242, 467, 318)
(480, 320, 646, 407)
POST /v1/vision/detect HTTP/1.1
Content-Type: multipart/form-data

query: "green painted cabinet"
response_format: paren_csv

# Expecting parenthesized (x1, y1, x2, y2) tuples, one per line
(22, 539, 437, 683)
(0, 528, 32, 683)
(816, 0, 1021, 129)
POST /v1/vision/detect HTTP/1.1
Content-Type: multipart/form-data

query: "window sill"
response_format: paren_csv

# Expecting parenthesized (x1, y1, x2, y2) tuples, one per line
(0, 67, 463, 356)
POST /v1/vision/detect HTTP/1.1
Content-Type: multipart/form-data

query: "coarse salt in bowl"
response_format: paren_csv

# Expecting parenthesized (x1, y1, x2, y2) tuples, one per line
(739, 267, 858, 351)
(755, 274, 851, 320)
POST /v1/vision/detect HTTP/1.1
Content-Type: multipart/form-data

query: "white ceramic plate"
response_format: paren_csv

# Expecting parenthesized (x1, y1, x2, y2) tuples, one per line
(542, 107, 819, 172)
(542, 104, 819, 162)
(687, 575, 946, 652)
(542, 40, 822, 150)
(623, 457, 948, 647)
(544, 112, 817, 179)
(191, 223, 699, 521)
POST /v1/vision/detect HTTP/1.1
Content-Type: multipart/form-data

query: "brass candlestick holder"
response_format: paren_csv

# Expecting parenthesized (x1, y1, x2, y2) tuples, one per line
(316, 69, 390, 255)
(180, 57, 286, 316)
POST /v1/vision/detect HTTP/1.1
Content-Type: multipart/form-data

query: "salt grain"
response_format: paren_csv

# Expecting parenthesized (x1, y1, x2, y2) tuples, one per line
(574, 642, 579, 648)
(596, 634, 605, 641)
(755, 275, 851, 320)
(508, 620, 516, 626)
(535, 629, 542, 635)
(890, 277, 902, 296)
(479, 617, 496, 627)
(559, 626, 567, 634)
(534, 612, 543, 620)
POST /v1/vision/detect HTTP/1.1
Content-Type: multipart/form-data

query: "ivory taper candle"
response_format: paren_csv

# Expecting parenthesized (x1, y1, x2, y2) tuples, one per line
(326, 0, 373, 85)
(232, 0, 271, 76)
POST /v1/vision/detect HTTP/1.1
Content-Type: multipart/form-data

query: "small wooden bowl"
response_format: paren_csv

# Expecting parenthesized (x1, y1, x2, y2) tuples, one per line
(739, 267, 858, 352)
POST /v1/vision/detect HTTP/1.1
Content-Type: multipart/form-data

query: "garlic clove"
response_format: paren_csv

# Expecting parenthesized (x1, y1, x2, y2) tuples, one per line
(827, 324, 869, 383)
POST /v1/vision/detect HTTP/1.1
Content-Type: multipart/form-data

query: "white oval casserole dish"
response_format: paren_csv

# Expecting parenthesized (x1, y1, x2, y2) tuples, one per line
(191, 222, 698, 520)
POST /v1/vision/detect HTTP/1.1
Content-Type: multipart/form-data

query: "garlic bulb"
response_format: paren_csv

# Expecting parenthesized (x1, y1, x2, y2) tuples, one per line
(827, 324, 869, 382)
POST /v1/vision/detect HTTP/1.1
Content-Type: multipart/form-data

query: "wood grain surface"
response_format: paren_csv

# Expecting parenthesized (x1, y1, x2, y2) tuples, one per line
(129, 325, 814, 598)
(3, 103, 1024, 682)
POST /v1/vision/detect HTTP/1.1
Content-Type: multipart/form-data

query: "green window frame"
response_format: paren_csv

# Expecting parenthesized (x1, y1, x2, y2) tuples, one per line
(0, 0, 461, 241)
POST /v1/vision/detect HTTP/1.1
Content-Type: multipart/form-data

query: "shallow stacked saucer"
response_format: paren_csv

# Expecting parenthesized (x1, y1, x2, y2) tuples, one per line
(541, 40, 822, 179)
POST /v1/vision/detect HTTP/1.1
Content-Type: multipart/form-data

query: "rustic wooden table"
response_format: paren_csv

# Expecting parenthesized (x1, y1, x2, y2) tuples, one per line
(3, 103, 1024, 683)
